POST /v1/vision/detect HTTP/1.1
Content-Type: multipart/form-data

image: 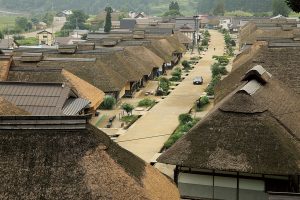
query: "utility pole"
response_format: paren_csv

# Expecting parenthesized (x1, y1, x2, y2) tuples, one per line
(6, 24, 10, 49)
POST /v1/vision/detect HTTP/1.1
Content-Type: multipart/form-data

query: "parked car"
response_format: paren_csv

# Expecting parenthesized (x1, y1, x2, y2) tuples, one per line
(193, 76, 203, 85)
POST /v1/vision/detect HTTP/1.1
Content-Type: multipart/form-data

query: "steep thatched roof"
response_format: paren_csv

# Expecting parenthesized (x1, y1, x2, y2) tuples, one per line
(62, 69, 105, 110)
(158, 66, 300, 175)
(215, 42, 300, 103)
(0, 56, 11, 81)
(0, 116, 180, 199)
(174, 31, 192, 45)
(0, 97, 29, 115)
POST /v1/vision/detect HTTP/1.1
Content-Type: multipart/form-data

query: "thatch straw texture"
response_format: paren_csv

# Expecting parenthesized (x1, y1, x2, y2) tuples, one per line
(159, 70, 300, 175)
(0, 124, 180, 199)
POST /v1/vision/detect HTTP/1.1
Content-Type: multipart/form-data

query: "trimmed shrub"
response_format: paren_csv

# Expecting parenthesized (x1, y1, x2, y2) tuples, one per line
(121, 103, 134, 115)
(179, 113, 193, 125)
(100, 95, 116, 110)
(138, 98, 156, 107)
(182, 60, 191, 69)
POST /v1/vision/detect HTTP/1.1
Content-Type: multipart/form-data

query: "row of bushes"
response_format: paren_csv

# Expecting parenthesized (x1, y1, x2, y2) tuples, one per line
(164, 113, 200, 149)
(221, 29, 235, 57)
(169, 67, 182, 82)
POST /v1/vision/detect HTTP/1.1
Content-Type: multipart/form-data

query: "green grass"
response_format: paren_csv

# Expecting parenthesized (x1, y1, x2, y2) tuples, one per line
(16, 37, 39, 46)
(0, 15, 17, 30)
(121, 115, 139, 124)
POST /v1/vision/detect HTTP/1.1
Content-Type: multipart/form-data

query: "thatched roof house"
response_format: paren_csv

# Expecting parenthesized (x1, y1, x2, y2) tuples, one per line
(158, 66, 300, 200)
(215, 42, 300, 103)
(0, 115, 180, 199)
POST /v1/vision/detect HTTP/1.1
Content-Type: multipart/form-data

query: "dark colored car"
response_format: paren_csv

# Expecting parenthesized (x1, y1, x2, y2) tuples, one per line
(193, 76, 203, 85)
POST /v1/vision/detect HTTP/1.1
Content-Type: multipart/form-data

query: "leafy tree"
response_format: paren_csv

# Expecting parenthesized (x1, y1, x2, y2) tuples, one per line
(122, 103, 134, 115)
(164, 1, 182, 17)
(213, 0, 225, 16)
(62, 10, 89, 31)
(31, 17, 39, 25)
(182, 60, 191, 69)
(15, 17, 32, 31)
(100, 95, 116, 110)
(104, 7, 113, 33)
(0, 31, 3, 39)
(285, 0, 300, 12)
(158, 77, 171, 95)
(42, 12, 54, 26)
(179, 113, 193, 125)
(273, 0, 290, 16)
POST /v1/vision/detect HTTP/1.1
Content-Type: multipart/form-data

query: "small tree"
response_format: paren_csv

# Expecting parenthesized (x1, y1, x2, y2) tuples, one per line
(213, 0, 225, 16)
(182, 60, 191, 69)
(122, 103, 134, 115)
(179, 113, 193, 125)
(100, 95, 116, 110)
(158, 77, 171, 95)
(273, 0, 290, 17)
(104, 7, 113, 33)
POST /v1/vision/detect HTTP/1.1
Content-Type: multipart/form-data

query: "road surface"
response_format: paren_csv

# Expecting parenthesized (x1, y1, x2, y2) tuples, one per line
(116, 30, 225, 163)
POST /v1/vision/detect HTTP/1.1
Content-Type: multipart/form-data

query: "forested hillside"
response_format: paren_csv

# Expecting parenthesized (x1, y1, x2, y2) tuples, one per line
(0, 0, 273, 15)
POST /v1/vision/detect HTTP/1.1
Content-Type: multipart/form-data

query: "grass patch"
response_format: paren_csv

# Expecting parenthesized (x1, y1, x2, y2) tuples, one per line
(164, 114, 200, 149)
(121, 115, 139, 124)
(138, 98, 156, 107)
(16, 37, 39, 46)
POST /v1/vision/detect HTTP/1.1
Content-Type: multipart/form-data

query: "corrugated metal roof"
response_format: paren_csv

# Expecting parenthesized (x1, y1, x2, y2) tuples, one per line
(62, 98, 90, 116)
(0, 82, 71, 115)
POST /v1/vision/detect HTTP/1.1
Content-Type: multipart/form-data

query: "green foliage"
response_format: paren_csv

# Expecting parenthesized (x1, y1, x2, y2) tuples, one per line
(273, 0, 290, 16)
(205, 75, 221, 96)
(179, 113, 193, 125)
(201, 38, 209, 46)
(170, 67, 182, 81)
(286, 0, 300, 13)
(61, 10, 89, 31)
(100, 95, 116, 110)
(15, 17, 32, 32)
(138, 98, 156, 107)
(197, 96, 210, 109)
(121, 115, 139, 124)
(158, 77, 171, 95)
(212, 55, 230, 66)
(213, 0, 225, 16)
(164, 115, 199, 149)
(42, 12, 54, 26)
(16, 37, 38, 45)
(121, 103, 134, 115)
(164, 1, 182, 16)
(169, 1, 180, 11)
(182, 60, 191, 69)
(104, 7, 113, 33)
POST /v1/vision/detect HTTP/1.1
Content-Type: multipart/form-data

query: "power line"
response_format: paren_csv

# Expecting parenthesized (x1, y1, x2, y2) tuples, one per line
(117, 133, 172, 143)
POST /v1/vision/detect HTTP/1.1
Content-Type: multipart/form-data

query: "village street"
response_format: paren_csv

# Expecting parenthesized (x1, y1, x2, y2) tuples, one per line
(116, 30, 225, 163)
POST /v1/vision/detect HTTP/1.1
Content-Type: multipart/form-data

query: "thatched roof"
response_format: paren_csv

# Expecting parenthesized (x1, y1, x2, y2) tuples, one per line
(215, 42, 300, 103)
(0, 55, 12, 81)
(0, 97, 29, 115)
(158, 66, 300, 175)
(174, 31, 192, 45)
(62, 69, 105, 110)
(0, 116, 180, 199)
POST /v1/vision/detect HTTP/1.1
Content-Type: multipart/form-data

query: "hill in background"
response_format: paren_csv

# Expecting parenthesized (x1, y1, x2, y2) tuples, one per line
(0, 0, 273, 15)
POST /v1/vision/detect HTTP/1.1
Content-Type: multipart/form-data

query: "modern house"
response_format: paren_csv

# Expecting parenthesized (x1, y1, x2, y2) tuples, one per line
(36, 30, 54, 46)
(0, 114, 180, 199)
(158, 66, 300, 200)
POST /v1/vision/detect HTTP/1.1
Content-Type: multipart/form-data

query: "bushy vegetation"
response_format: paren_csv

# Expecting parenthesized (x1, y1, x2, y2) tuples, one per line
(121, 115, 139, 124)
(121, 103, 134, 115)
(182, 60, 191, 70)
(205, 75, 221, 96)
(164, 113, 199, 149)
(196, 96, 210, 111)
(221, 29, 235, 57)
(100, 95, 116, 110)
(138, 98, 156, 107)
(213, 55, 230, 66)
(169, 67, 182, 82)
(157, 77, 171, 95)
(15, 37, 38, 46)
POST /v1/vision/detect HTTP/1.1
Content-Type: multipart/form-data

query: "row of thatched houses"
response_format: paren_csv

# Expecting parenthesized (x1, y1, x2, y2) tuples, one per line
(158, 19, 300, 200)
(0, 30, 189, 116)
(0, 23, 192, 199)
